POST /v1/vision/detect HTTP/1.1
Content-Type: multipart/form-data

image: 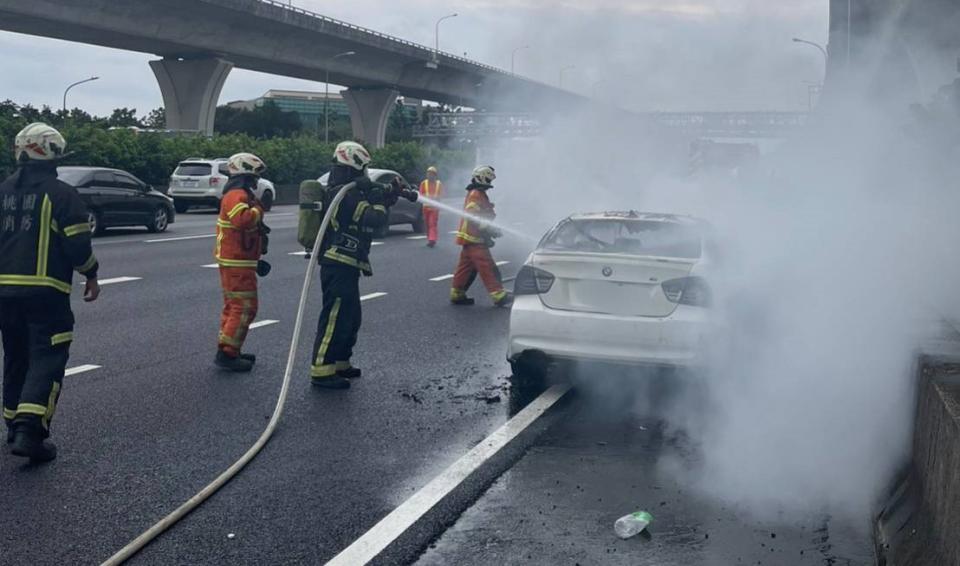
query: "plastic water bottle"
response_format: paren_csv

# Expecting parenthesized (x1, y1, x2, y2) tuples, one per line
(614, 510, 653, 539)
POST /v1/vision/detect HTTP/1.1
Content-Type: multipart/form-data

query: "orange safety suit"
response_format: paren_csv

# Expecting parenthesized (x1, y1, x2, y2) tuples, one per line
(451, 185, 507, 303)
(214, 186, 264, 357)
(418, 179, 443, 244)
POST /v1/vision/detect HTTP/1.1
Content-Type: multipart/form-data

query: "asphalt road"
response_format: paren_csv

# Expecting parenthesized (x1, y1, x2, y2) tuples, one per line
(0, 205, 533, 565)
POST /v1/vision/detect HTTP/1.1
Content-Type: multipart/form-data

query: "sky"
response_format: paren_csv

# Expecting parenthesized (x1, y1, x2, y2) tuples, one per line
(0, 0, 828, 117)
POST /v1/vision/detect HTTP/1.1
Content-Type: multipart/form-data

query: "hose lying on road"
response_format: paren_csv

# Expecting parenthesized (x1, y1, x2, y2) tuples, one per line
(101, 182, 356, 566)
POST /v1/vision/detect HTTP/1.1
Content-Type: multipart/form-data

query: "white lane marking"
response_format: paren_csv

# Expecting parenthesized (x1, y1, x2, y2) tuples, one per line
(249, 319, 279, 330)
(266, 212, 295, 217)
(371, 241, 384, 246)
(202, 263, 219, 268)
(144, 234, 216, 243)
(429, 274, 454, 282)
(65, 364, 101, 377)
(407, 235, 427, 240)
(97, 276, 143, 286)
(448, 230, 458, 235)
(289, 251, 309, 256)
(496, 261, 510, 266)
(360, 292, 388, 302)
(325, 384, 571, 566)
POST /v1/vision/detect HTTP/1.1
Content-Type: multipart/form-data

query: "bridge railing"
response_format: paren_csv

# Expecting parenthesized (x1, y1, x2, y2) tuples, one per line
(257, 0, 510, 76)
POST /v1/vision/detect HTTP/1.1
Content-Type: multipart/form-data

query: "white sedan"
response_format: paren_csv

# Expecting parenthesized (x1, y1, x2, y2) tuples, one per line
(507, 211, 713, 382)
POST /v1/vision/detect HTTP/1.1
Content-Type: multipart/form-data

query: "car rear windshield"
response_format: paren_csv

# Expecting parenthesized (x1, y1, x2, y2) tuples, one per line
(174, 163, 212, 176)
(542, 219, 702, 259)
(56, 169, 88, 186)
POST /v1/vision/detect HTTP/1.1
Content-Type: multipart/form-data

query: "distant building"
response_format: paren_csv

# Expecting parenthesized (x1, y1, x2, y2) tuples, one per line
(225, 90, 422, 133)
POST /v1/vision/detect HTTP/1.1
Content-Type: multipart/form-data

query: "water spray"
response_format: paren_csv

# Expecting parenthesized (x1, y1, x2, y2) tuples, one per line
(416, 194, 537, 242)
(100, 182, 358, 566)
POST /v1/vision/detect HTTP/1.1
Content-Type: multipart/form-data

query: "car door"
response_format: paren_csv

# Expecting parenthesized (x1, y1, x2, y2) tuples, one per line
(88, 171, 122, 223)
(113, 172, 153, 223)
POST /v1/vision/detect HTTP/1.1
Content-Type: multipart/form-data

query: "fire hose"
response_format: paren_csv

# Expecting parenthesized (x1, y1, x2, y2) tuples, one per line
(100, 181, 358, 566)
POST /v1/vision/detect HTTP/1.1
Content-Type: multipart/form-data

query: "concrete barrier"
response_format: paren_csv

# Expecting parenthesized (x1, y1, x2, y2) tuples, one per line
(875, 324, 960, 566)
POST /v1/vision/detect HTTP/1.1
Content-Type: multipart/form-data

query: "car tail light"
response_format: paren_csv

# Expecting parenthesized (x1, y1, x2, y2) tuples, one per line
(209, 177, 221, 186)
(514, 265, 555, 295)
(661, 276, 711, 307)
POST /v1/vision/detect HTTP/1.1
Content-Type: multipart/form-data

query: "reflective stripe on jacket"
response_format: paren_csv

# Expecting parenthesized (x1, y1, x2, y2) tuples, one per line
(319, 185, 387, 276)
(419, 180, 443, 208)
(455, 187, 495, 246)
(0, 167, 99, 296)
(215, 187, 263, 268)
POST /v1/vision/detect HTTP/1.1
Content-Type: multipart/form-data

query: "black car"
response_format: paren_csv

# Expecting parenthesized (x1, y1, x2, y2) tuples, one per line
(57, 167, 176, 235)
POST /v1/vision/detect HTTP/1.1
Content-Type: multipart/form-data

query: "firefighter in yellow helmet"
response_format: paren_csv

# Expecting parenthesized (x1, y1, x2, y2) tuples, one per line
(418, 166, 443, 246)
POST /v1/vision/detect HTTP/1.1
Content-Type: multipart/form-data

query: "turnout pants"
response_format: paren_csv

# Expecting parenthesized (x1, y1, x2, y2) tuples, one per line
(451, 244, 507, 302)
(1, 294, 73, 437)
(218, 267, 259, 357)
(311, 263, 361, 380)
(423, 208, 440, 243)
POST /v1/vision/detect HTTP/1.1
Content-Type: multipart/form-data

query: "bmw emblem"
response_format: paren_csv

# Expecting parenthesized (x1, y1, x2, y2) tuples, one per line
(602, 266, 613, 277)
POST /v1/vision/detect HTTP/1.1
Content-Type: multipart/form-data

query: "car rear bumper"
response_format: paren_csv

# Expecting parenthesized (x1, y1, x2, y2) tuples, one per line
(507, 295, 710, 368)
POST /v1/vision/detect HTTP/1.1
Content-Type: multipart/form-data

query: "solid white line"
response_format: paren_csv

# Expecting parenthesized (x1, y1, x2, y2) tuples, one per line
(65, 364, 101, 377)
(144, 233, 216, 243)
(407, 235, 427, 240)
(325, 384, 571, 566)
(202, 263, 219, 268)
(429, 274, 454, 282)
(249, 319, 279, 329)
(360, 292, 388, 301)
(97, 276, 143, 286)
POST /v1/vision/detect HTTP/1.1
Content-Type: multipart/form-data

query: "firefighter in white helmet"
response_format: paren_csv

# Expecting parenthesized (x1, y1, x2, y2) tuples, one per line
(1, 123, 101, 462)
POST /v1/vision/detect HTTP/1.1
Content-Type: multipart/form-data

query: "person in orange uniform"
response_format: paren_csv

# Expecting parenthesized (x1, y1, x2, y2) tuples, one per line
(214, 152, 268, 372)
(450, 165, 513, 307)
(418, 166, 443, 247)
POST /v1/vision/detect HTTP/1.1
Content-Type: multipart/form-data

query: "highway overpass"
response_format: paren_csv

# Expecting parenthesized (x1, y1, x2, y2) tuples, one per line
(0, 0, 587, 145)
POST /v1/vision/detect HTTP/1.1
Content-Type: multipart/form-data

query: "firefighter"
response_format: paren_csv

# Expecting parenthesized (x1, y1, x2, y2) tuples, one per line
(0, 123, 100, 462)
(418, 166, 443, 247)
(310, 141, 398, 389)
(450, 165, 513, 307)
(214, 152, 268, 372)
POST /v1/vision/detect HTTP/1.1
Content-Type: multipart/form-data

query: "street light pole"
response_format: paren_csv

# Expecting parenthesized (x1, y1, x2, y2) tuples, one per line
(792, 38, 828, 73)
(511, 45, 530, 74)
(559, 65, 575, 88)
(63, 76, 99, 114)
(325, 51, 355, 144)
(434, 13, 458, 63)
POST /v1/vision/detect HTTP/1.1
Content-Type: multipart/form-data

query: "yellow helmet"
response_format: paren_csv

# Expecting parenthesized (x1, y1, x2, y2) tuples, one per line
(426, 166, 438, 175)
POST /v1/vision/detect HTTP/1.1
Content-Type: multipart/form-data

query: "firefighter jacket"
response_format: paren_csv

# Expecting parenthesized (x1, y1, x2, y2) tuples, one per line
(215, 185, 264, 268)
(418, 179, 443, 208)
(319, 182, 388, 276)
(0, 166, 99, 297)
(455, 184, 496, 246)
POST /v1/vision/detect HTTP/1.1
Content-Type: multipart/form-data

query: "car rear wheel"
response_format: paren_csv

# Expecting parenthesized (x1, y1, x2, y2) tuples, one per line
(147, 207, 170, 233)
(261, 191, 274, 212)
(509, 350, 550, 389)
(87, 210, 104, 236)
(174, 200, 190, 214)
(412, 213, 425, 234)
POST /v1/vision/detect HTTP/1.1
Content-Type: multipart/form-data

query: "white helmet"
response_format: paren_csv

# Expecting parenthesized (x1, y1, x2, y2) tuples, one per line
(14, 122, 67, 162)
(226, 152, 266, 177)
(472, 165, 496, 186)
(334, 141, 372, 171)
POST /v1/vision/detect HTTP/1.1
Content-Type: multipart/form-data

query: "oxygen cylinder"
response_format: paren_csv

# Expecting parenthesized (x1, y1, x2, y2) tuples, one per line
(298, 180, 326, 250)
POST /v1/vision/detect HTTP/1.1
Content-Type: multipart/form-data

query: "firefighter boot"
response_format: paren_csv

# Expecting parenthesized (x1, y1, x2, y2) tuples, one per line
(11, 425, 57, 463)
(311, 376, 351, 390)
(337, 367, 362, 379)
(493, 292, 515, 308)
(240, 353, 257, 364)
(215, 350, 254, 372)
(6, 428, 13, 444)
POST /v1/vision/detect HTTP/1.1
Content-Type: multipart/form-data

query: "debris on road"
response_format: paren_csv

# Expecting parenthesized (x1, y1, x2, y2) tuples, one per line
(227, 533, 236, 539)
(614, 510, 654, 539)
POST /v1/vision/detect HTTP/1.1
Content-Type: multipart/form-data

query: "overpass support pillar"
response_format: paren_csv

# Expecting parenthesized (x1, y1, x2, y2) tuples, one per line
(342, 88, 398, 148)
(150, 58, 233, 136)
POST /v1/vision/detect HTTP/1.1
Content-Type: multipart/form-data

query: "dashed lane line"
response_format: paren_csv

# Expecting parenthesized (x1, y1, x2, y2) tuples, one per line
(407, 235, 427, 240)
(97, 276, 143, 286)
(144, 233, 216, 243)
(202, 264, 219, 268)
(325, 384, 572, 566)
(65, 364, 101, 377)
(249, 319, 279, 330)
(360, 292, 388, 301)
(288, 251, 308, 256)
(429, 262, 510, 282)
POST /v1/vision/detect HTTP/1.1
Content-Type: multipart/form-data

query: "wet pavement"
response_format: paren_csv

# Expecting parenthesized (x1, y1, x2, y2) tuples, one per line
(417, 374, 875, 566)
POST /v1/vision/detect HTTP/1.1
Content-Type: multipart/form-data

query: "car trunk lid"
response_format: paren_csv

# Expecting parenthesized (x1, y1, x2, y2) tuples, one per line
(533, 252, 697, 317)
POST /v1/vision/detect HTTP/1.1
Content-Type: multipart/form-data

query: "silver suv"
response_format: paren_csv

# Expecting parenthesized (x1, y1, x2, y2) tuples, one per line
(168, 158, 276, 213)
